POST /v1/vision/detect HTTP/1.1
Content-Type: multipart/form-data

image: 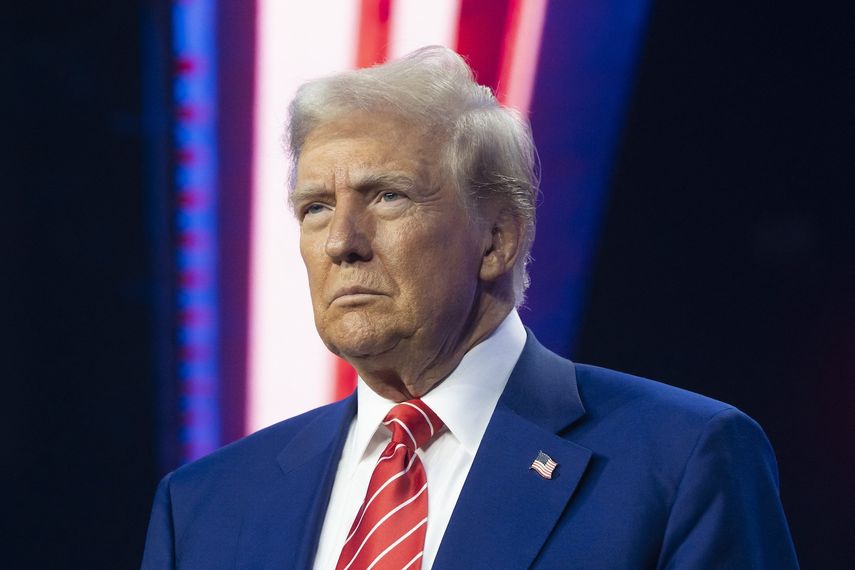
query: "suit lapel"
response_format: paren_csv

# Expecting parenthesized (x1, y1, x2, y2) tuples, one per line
(433, 331, 591, 569)
(235, 394, 356, 569)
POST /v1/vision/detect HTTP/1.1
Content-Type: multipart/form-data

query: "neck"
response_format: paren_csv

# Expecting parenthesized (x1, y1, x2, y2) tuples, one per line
(349, 295, 514, 401)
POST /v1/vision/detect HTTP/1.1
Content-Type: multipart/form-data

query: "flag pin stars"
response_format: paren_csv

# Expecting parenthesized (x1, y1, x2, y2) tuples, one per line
(530, 450, 558, 480)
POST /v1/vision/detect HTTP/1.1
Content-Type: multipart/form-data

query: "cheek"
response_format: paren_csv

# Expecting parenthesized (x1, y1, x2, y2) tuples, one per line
(386, 221, 481, 302)
(300, 235, 329, 293)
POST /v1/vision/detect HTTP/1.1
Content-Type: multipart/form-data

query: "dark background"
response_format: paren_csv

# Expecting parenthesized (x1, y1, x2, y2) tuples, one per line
(5, 0, 853, 567)
(576, 2, 855, 566)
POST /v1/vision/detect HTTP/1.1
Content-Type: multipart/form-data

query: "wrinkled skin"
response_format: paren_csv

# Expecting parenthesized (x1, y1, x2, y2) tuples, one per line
(293, 113, 520, 401)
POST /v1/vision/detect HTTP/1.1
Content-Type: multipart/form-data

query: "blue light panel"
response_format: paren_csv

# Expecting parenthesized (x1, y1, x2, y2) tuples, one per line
(173, 0, 220, 462)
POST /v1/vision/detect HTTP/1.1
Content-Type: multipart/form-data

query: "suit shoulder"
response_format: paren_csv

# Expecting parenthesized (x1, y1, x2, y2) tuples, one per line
(169, 399, 348, 487)
(573, 362, 737, 424)
(569, 363, 776, 489)
(570, 362, 773, 457)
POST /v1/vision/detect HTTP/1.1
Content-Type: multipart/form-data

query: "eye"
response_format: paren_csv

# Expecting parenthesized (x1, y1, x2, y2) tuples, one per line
(380, 191, 401, 202)
(302, 203, 327, 218)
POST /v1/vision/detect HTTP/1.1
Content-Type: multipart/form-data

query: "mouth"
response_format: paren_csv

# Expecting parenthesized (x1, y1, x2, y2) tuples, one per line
(330, 286, 385, 305)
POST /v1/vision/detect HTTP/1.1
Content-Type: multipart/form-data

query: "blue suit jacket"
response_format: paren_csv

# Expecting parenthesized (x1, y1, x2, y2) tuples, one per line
(142, 331, 798, 568)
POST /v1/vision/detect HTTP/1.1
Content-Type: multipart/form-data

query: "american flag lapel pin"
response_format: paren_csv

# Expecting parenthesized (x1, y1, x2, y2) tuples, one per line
(530, 450, 558, 480)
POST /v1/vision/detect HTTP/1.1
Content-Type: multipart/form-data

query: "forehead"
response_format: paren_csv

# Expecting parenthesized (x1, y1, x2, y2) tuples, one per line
(295, 113, 440, 184)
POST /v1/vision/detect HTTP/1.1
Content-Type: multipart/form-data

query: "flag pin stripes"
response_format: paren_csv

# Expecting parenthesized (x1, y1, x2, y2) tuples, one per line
(530, 450, 558, 479)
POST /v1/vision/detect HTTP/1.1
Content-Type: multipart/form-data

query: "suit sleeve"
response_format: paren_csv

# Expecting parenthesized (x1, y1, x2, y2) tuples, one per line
(140, 472, 176, 570)
(657, 408, 799, 569)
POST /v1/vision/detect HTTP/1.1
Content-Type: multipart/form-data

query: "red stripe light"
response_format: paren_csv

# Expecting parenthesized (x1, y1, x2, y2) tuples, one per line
(356, 0, 393, 67)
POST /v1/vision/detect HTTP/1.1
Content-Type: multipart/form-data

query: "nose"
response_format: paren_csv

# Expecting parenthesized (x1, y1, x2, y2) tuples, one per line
(324, 201, 373, 264)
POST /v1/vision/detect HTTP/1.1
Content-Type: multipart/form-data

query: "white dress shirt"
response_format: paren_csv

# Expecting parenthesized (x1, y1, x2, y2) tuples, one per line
(312, 310, 527, 569)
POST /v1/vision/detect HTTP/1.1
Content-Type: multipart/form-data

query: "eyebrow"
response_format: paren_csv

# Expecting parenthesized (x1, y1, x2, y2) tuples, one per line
(352, 171, 418, 193)
(289, 183, 331, 210)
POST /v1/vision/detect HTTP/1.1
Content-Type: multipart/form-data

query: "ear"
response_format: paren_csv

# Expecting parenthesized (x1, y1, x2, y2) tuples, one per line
(479, 207, 522, 283)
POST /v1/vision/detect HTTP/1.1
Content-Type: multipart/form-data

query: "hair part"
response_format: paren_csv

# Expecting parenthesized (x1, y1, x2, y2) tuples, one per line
(286, 46, 539, 306)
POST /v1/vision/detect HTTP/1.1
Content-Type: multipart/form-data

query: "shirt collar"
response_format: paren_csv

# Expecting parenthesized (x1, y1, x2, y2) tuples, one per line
(353, 310, 527, 462)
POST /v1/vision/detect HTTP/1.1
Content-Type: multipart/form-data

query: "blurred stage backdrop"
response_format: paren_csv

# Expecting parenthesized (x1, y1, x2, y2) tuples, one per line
(6, 0, 853, 567)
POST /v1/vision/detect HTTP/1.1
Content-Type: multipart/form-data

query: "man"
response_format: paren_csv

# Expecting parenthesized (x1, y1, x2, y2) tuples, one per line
(142, 46, 798, 569)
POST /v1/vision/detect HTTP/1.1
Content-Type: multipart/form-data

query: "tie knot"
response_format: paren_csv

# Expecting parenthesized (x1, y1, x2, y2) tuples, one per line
(383, 399, 443, 450)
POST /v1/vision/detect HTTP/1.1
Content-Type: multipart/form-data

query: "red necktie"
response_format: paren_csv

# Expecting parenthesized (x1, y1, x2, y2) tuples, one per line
(335, 399, 443, 570)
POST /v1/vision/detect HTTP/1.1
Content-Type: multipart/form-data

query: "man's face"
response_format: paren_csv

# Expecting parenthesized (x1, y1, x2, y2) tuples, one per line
(293, 114, 486, 366)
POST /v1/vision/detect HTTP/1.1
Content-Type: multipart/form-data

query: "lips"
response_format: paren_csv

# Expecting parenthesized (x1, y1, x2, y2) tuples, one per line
(330, 285, 384, 304)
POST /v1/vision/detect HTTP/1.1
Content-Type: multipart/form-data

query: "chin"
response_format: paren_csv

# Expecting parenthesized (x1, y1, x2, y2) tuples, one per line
(319, 311, 401, 360)
(328, 334, 399, 361)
